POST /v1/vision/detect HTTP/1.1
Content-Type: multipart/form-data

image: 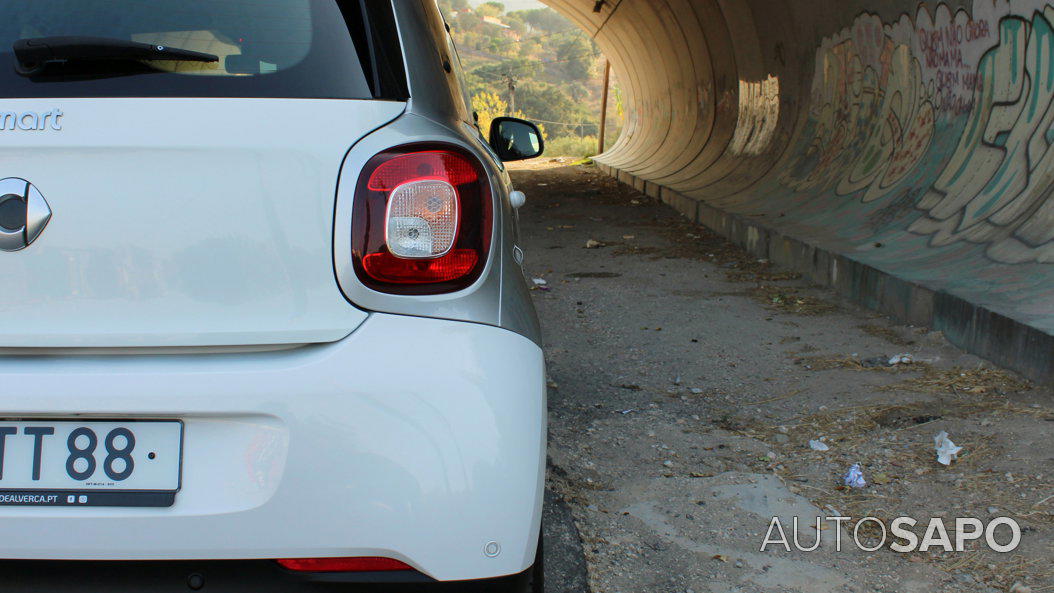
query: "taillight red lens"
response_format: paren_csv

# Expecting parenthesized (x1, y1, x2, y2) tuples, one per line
(352, 145, 492, 295)
(367, 151, 480, 191)
(276, 557, 413, 573)
(363, 249, 479, 283)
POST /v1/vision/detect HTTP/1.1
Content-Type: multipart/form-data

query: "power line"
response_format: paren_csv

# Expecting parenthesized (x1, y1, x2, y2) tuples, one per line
(528, 117, 599, 127)
(465, 48, 603, 83)
(474, 27, 581, 49)
(457, 40, 600, 69)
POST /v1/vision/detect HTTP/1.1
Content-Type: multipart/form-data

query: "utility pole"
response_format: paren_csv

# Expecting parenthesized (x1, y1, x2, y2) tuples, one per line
(503, 72, 517, 114)
(598, 60, 611, 154)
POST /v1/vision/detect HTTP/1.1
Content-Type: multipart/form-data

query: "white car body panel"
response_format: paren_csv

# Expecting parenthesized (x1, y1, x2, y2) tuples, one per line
(0, 313, 546, 582)
(0, 98, 405, 348)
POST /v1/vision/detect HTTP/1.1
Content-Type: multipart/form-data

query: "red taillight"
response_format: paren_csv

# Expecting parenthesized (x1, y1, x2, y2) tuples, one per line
(276, 557, 413, 573)
(363, 249, 479, 283)
(367, 151, 480, 191)
(352, 145, 492, 295)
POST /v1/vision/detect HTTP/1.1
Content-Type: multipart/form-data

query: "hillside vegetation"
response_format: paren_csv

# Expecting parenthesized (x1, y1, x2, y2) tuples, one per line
(438, 0, 622, 157)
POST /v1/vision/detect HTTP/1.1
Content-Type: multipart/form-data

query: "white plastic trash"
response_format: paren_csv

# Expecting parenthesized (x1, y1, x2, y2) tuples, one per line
(888, 353, 914, 365)
(843, 464, 866, 488)
(934, 431, 963, 465)
(808, 439, 829, 451)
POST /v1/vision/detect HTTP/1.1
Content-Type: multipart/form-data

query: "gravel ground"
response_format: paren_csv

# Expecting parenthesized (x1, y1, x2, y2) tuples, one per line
(516, 160, 1054, 593)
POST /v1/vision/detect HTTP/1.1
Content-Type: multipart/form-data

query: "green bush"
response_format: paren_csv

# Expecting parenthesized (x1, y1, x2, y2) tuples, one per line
(544, 135, 599, 158)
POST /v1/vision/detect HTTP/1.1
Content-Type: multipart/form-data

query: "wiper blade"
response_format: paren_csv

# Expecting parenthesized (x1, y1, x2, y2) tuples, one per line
(14, 36, 218, 76)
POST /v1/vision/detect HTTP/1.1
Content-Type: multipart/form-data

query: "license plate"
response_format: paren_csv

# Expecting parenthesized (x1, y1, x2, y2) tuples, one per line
(0, 420, 182, 507)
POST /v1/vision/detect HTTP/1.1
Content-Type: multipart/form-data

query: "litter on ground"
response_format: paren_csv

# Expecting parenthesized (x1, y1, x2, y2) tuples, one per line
(934, 431, 963, 465)
(843, 464, 866, 488)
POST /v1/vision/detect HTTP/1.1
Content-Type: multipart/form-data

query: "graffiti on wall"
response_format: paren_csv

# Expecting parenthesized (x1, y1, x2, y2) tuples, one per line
(913, 10, 1054, 264)
(783, 14, 936, 203)
(784, 1, 1054, 264)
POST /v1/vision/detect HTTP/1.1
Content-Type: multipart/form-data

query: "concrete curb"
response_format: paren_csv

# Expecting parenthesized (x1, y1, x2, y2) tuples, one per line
(595, 163, 1054, 386)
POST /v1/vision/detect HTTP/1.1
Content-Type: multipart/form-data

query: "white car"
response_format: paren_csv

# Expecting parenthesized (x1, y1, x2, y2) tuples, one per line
(0, 1, 546, 591)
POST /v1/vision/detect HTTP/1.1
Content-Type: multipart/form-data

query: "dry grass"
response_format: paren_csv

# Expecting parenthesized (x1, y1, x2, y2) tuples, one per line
(750, 285, 838, 316)
(611, 244, 663, 257)
(883, 366, 1033, 395)
(787, 356, 1037, 400)
(655, 221, 804, 282)
(858, 323, 915, 346)
(746, 385, 1053, 590)
(792, 354, 926, 372)
(793, 355, 867, 371)
(939, 549, 1054, 590)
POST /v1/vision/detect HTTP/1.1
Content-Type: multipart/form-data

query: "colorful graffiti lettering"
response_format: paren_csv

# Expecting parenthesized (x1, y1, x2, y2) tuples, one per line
(783, 16, 936, 203)
(912, 9, 1054, 263)
(836, 45, 936, 201)
(782, 1, 1054, 264)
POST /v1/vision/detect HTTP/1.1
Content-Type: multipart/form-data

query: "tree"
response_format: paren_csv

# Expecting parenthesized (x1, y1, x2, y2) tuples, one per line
(472, 92, 544, 139)
(453, 11, 484, 40)
(436, 0, 470, 16)
(516, 8, 575, 33)
(472, 92, 507, 138)
(555, 35, 596, 81)
(450, 4, 607, 149)
(517, 81, 591, 136)
(566, 81, 590, 103)
(504, 13, 527, 36)
(477, 2, 505, 18)
(471, 58, 539, 112)
(472, 58, 538, 83)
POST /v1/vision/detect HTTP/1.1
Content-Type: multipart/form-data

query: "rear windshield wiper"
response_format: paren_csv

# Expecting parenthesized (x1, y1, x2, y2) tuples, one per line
(14, 36, 218, 76)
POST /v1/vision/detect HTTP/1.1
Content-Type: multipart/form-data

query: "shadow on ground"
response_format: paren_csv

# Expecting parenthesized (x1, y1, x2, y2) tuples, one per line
(516, 159, 1053, 593)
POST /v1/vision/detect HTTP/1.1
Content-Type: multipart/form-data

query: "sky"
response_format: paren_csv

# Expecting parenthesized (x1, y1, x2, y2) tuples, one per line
(470, 0, 547, 10)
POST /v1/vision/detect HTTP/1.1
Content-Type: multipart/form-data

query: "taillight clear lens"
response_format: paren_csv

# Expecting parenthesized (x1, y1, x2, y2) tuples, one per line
(352, 146, 492, 294)
(385, 180, 458, 258)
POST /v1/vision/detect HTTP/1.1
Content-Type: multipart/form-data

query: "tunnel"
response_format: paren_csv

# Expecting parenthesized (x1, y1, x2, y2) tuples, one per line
(531, 0, 1054, 383)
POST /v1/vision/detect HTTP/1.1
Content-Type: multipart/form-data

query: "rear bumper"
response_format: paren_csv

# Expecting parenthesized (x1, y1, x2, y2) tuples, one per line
(0, 559, 536, 592)
(0, 314, 546, 582)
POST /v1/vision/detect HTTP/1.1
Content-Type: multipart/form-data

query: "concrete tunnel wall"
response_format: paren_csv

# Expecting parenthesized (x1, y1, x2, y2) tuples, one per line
(540, 0, 1054, 383)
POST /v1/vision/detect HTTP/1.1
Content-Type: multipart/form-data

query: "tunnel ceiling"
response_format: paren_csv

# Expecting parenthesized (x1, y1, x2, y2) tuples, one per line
(536, 0, 1054, 383)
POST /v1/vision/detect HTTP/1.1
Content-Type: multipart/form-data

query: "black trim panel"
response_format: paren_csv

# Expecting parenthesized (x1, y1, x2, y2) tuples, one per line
(0, 560, 534, 592)
(0, 490, 174, 507)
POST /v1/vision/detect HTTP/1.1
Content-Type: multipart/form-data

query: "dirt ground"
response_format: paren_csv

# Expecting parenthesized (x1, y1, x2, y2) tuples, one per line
(516, 160, 1054, 593)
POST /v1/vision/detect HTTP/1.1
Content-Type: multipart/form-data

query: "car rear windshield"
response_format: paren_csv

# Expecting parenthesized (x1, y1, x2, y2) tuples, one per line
(0, 0, 408, 100)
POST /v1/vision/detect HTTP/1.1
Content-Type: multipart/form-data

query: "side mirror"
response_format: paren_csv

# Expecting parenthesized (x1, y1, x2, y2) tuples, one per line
(489, 117, 544, 162)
